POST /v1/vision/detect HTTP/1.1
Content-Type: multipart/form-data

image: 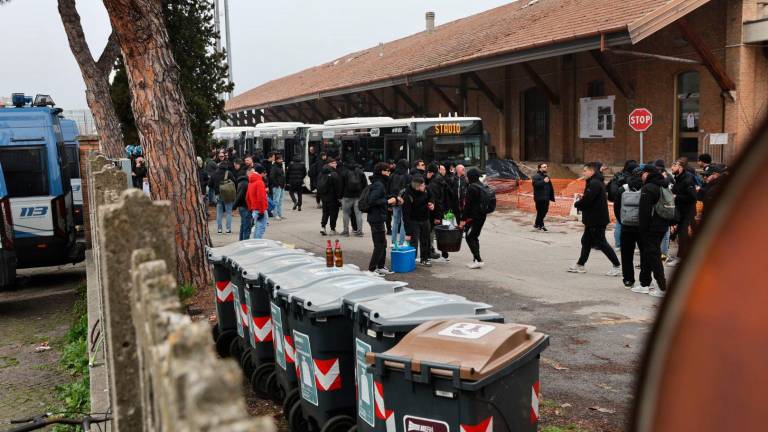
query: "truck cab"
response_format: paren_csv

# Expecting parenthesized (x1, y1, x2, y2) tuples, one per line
(0, 93, 84, 268)
(0, 162, 16, 288)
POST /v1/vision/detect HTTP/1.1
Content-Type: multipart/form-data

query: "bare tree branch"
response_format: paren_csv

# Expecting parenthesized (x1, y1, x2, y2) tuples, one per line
(97, 31, 121, 77)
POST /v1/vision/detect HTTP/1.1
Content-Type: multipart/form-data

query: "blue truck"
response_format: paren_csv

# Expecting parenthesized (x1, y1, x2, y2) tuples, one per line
(0, 93, 84, 269)
(0, 162, 16, 288)
(60, 118, 84, 233)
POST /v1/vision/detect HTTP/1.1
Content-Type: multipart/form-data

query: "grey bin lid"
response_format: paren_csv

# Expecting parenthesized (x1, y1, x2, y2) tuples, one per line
(241, 255, 324, 283)
(291, 276, 408, 315)
(270, 264, 364, 296)
(226, 247, 308, 268)
(206, 239, 282, 263)
(351, 290, 502, 332)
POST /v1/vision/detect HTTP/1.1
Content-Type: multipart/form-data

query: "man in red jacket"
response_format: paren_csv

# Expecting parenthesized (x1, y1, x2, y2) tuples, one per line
(247, 165, 269, 239)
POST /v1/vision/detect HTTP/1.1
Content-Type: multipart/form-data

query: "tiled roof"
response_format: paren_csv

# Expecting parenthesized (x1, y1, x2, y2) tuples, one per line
(226, 0, 674, 112)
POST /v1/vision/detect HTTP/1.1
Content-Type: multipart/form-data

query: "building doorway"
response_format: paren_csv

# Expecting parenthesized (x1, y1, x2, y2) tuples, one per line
(675, 71, 700, 161)
(523, 87, 549, 160)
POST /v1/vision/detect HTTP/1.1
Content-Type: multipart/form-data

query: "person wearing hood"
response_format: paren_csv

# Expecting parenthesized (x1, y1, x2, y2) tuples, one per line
(317, 158, 343, 235)
(427, 163, 450, 261)
(402, 175, 434, 266)
(233, 166, 253, 241)
(367, 162, 399, 275)
(669, 158, 697, 264)
(608, 160, 639, 247)
(311, 152, 328, 208)
(388, 159, 411, 247)
(286, 154, 307, 211)
(630, 165, 670, 298)
(532, 163, 556, 231)
(209, 160, 236, 234)
(247, 165, 269, 239)
(341, 159, 368, 237)
(569, 162, 622, 275)
(460, 168, 487, 269)
(615, 167, 645, 288)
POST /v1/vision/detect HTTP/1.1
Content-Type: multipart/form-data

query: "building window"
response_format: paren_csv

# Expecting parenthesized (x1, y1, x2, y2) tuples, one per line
(587, 80, 605, 97)
(579, 96, 615, 139)
(677, 71, 700, 160)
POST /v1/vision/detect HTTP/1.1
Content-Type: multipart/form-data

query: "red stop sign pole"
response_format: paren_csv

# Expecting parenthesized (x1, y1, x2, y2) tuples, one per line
(629, 108, 653, 162)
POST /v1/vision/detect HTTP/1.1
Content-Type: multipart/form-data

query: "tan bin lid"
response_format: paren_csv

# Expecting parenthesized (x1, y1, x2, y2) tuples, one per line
(368, 319, 547, 381)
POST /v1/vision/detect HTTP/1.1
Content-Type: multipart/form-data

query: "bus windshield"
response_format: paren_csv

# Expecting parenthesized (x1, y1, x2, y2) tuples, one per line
(428, 135, 483, 168)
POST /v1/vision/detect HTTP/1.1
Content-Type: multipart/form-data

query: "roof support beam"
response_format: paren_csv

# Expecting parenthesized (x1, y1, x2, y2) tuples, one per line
(393, 86, 423, 115)
(305, 100, 325, 122)
(467, 71, 503, 111)
(521, 63, 560, 106)
(323, 98, 345, 118)
(365, 90, 395, 117)
(675, 17, 736, 96)
(277, 105, 295, 122)
(342, 94, 363, 116)
(270, 108, 288, 122)
(459, 73, 468, 115)
(426, 79, 458, 113)
(292, 103, 311, 123)
(590, 50, 635, 99)
(604, 48, 700, 65)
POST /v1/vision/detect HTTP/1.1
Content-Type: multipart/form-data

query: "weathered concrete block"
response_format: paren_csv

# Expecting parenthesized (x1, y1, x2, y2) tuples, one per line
(98, 189, 175, 432)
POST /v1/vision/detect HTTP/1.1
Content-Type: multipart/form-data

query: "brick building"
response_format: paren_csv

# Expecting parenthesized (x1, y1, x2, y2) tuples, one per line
(225, 0, 768, 166)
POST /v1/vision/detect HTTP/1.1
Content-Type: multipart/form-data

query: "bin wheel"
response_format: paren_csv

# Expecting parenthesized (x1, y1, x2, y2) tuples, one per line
(320, 415, 355, 432)
(266, 371, 284, 402)
(289, 400, 309, 432)
(348, 426, 357, 432)
(241, 349, 255, 377)
(283, 388, 300, 419)
(250, 363, 275, 399)
(212, 323, 220, 342)
(215, 330, 236, 358)
(229, 337, 244, 360)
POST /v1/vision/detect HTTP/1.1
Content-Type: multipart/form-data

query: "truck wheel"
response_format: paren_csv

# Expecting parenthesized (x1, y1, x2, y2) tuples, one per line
(320, 415, 355, 432)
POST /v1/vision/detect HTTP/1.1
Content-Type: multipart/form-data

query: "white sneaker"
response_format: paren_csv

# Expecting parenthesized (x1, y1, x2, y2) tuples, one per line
(665, 257, 679, 267)
(567, 264, 586, 273)
(365, 270, 384, 278)
(467, 261, 485, 269)
(434, 257, 451, 263)
(606, 266, 622, 277)
(375, 268, 393, 276)
(631, 285, 651, 294)
(648, 287, 666, 298)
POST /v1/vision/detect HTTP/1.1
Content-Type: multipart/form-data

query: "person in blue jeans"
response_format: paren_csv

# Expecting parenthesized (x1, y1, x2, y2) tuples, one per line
(216, 200, 233, 234)
(388, 159, 410, 246)
(233, 168, 252, 240)
(269, 154, 286, 220)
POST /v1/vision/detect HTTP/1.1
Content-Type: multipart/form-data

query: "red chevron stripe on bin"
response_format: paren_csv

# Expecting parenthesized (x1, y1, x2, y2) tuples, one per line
(314, 358, 341, 391)
(252, 316, 273, 342)
(460, 417, 493, 432)
(215, 281, 234, 303)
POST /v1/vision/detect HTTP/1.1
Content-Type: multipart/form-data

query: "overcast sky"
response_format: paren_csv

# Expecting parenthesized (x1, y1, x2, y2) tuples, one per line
(0, 0, 512, 109)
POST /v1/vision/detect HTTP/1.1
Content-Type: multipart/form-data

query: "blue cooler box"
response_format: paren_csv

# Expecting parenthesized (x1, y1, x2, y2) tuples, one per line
(391, 246, 416, 273)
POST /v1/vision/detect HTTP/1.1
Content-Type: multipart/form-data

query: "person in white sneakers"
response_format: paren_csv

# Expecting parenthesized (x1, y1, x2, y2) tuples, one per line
(631, 165, 671, 298)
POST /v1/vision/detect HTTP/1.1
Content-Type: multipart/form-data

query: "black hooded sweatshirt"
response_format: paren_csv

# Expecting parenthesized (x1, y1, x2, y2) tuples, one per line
(401, 185, 433, 236)
(574, 172, 610, 227)
(639, 171, 671, 233)
(388, 160, 411, 200)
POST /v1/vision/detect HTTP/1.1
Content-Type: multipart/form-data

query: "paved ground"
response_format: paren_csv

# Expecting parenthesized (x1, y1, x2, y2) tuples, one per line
(207, 196, 676, 432)
(0, 264, 86, 426)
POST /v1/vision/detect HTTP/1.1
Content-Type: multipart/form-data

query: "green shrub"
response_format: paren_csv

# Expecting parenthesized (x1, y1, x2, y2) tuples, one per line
(178, 282, 197, 303)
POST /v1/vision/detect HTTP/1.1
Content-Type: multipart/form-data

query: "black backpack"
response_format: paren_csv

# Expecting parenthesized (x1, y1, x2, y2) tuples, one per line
(346, 168, 363, 194)
(357, 185, 373, 213)
(474, 183, 496, 215)
(317, 173, 332, 195)
(607, 172, 628, 203)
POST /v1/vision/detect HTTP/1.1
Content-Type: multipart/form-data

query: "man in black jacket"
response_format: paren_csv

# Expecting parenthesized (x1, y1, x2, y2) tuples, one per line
(669, 159, 697, 263)
(532, 163, 555, 231)
(427, 163, 450, 261)
(402, 176, 434, 266)
(233, 167, 252, 241)
(388, 159, 411, 247)
(615, 168, 644, 288)
(367, 162, 399, 275)
(311, 152, 327, 208)
(340, 160, 368, 237)
(318, 158, 343, 235)
(461, 168, 488, 269)
(286, 155, 307, 211)
(569, 162, 622, 275)
(269, 154, 286, 220)
(630, 165, 670, 297)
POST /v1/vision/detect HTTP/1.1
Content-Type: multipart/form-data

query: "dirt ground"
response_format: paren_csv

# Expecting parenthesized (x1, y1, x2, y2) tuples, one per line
(0, 264, 86, 426)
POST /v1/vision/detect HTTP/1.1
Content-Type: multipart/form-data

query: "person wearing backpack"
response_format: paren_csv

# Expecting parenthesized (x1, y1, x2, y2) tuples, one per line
(388, 159, 411, 247)
(460, 168, 493, 269)
(317, 158, 343, 235)
(569, 162, 622, 275)
(630, 165, 671, 298)
(615, 168, 644, 288)
(532, 163, 556, 231)
(233, 166, 252, 241)
(607, 160, 638, 248)
(340, 160, 368, 237)
(208, 161, 236, 234)
(287, 155, 307, 212)
(366, 162, 399, 275)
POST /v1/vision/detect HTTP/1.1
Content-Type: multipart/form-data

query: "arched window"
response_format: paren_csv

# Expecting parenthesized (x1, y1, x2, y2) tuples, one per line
(677, 71, 700, 160)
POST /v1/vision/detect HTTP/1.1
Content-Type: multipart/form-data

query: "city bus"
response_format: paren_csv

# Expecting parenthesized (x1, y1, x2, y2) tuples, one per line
(211, 126, 255, 156)
(60, 118, 84, 233)
(0, 162, 16, 288)
(0, 93, 84, 268)
(243, 122, 318, 164)
(305, 116, 487, 174)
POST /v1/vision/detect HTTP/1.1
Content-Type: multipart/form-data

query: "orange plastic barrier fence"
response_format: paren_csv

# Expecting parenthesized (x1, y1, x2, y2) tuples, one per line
(489, 178, 617, 222)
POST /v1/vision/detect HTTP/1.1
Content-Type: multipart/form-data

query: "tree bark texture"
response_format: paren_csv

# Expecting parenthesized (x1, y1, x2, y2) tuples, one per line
(102, 0, 211, 289)
(58, 0, 124, 158)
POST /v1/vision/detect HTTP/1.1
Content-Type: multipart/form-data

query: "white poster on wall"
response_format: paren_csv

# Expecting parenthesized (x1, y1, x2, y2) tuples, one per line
(579, 96, 615, 139)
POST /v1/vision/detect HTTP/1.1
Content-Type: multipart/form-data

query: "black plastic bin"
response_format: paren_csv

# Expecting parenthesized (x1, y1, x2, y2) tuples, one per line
(434, 226, 463, 253)
(345, 291, 503, 432)
(283, 274, 408, 432)
(369, 319, 549, 432)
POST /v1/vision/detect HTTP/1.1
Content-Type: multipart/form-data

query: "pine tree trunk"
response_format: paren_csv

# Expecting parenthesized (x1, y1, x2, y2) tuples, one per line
(58, 0, 124, 158)
(102, 0, 212, 289)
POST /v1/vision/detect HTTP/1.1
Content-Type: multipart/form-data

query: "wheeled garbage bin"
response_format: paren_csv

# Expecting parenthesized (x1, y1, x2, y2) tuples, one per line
(345, 291, 503, 432)
(237, 254, 325, 398)
(285, 275, 408, 432)
(206, 239, 282, 356)
(226, 247, 310, 363)
(368, 319, 549, 432)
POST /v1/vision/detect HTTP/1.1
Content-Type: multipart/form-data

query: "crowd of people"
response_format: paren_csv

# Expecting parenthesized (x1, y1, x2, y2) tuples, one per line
(529, 153, 728, 298)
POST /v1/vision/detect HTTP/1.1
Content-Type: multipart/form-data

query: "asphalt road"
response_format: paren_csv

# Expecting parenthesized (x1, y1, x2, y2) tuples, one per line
(209, 197, 675, 431)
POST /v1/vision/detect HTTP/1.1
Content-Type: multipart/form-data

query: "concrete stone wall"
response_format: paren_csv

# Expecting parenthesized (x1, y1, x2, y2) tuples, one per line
(85, 154, 273, 432)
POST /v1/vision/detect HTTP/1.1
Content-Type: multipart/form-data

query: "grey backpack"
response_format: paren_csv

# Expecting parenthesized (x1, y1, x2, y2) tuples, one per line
(654, 186, 677, 221)
(620, 185, 641, 227)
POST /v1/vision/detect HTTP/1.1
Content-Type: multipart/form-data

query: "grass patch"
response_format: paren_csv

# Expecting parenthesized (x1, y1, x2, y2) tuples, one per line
(51, 284, 90, 432)
(178, 282, 197, 303)
(0, 355, 20, 368)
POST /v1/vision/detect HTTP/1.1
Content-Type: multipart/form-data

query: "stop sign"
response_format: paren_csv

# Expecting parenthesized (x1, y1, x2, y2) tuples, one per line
(629, 108, 653, 132)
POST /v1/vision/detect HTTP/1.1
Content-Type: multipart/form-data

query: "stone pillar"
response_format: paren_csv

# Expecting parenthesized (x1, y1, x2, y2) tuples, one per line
(78, 136, 100, 247)
(98, 189, 176, 432)
(86, 154, 113, 248)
